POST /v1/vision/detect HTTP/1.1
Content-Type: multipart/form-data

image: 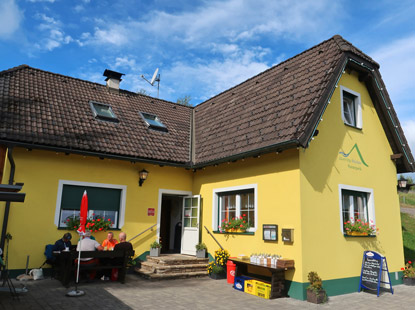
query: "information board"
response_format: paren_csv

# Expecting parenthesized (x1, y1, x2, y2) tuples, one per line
(358, 251, 393, 297)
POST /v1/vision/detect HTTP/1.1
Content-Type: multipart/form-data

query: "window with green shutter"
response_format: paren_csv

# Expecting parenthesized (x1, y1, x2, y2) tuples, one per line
(59, 184, 122, 229)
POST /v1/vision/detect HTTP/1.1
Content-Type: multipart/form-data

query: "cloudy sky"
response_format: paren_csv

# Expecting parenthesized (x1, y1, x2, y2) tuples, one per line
(0, 0, 414, 171)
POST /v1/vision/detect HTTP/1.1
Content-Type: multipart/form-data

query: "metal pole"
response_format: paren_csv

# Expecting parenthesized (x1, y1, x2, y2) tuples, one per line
(76, 236, 83, 286)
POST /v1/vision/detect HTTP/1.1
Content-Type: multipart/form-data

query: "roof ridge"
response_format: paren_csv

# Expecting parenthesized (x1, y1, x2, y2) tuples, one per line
(196, 35, 339, 108)
(332, 34, 379, 68)
(0, 64, 30, 75)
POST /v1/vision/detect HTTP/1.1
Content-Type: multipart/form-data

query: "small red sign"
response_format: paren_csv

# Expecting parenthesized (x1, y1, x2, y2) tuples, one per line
(147, 208, 155, 216)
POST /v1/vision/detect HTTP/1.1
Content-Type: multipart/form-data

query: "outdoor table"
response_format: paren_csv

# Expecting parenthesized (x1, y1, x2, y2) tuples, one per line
(229, 258, 294, 299)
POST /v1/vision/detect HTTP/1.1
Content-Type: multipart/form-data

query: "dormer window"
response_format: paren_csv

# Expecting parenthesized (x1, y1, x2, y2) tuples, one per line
(140, 112, 167, 131)
(89, 101, 118, 122)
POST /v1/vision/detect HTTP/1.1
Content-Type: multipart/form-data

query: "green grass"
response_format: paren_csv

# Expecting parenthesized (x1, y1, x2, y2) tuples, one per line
(401, 212, 415, 262)
(399, 191, 415, 207)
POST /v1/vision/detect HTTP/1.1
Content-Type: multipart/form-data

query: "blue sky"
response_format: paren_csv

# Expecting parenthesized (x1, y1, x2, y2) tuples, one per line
(1, 0, 414, 175)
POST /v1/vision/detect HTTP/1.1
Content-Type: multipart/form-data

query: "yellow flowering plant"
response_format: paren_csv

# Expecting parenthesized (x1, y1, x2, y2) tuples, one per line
(215, 249, 230, 267)
(207, 249, 230, 274)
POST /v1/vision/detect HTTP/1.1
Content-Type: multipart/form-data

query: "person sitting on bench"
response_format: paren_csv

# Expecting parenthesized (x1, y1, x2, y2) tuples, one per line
(76, 231, 103, 281)
(53, 233, 72, 252)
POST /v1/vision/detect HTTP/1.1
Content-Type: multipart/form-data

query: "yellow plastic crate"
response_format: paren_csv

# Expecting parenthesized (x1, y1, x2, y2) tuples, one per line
(244, 279, 256, 295)
(255, 281, 271, 299)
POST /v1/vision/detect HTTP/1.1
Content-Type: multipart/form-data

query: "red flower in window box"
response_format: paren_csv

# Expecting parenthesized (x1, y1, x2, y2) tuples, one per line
(220, 215, 250, 232)
(66, 214, 113, 232)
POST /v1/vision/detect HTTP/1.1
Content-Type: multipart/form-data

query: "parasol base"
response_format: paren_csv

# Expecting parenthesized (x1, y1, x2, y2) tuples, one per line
(66, 289, 85, 297)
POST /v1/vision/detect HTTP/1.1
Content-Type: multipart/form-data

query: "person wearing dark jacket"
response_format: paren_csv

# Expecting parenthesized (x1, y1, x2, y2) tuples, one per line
(53, 233, 72, 251)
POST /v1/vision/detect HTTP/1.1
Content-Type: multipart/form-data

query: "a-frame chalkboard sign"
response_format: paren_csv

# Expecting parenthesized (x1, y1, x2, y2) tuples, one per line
(359, 251, 393, 296)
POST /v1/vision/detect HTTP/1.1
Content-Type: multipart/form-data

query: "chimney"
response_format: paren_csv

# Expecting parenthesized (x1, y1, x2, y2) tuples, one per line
(103, 69, 125, 93)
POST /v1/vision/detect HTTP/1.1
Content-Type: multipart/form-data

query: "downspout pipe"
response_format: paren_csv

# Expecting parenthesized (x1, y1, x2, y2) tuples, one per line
(0, 147, 15, 252)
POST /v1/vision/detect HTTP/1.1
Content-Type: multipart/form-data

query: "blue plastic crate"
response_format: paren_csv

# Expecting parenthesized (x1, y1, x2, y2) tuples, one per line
(234, 276, 252, 291)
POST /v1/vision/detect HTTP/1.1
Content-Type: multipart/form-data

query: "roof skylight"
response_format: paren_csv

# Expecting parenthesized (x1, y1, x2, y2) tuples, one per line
(140, 112, 167, 131)
(89, 101, 118, 122)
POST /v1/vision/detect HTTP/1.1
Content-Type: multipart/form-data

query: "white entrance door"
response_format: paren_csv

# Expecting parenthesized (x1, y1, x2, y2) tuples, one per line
(181, 195, 200, 255)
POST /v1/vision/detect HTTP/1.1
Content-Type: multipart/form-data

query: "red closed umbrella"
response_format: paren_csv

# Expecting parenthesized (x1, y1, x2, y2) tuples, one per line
(77, 190, 88, 235)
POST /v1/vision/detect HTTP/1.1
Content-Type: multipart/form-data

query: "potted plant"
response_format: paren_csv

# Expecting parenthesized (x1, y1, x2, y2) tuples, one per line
(150, 240, 162, 257)
(306, 271, 327, 304)
(207, 248, 230, 280)
(195, 242, 207, 258)
(401, 261, 415, 285)
(344, 218, 378, 236)
(219, 214, 250, 232)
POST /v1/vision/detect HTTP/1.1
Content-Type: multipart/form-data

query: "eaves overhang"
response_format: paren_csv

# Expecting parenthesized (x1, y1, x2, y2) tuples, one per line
(0, 140, 191, 168)
(191, 139, 300, 169)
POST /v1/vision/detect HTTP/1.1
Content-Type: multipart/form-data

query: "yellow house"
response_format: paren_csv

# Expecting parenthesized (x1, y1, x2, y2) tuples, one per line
(0, 35, 413, 300)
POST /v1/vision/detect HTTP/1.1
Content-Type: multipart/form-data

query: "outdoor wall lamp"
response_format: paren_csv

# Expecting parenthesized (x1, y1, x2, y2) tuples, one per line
(398, 179, 407, 188)
(139, 169, 149, 186)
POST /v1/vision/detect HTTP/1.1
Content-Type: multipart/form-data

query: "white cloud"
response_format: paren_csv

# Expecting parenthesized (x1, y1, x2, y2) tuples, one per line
(91, 26, 129, 46)
(74, 5, 84, 13)
(161, 50, 269, 101)
(34, 13, 73, 51)
(114, 56, 138, 71)
(371, 36, 415, 117)
(0, 0, 23, 39)
(79, 0, 339, 47)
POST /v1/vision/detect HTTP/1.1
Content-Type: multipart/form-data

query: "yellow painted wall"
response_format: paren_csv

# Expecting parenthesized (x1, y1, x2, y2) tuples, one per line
(193, 150, 302, 281)
(299, 70, 403, 282)
(0, 148, 192, 270)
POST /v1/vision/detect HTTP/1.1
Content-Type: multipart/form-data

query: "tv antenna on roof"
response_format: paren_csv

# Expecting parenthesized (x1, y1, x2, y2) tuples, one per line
(141, 68, 160, 98)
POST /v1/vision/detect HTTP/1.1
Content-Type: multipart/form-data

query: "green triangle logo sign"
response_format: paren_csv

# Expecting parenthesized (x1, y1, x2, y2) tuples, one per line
(339, 143, 369, 167)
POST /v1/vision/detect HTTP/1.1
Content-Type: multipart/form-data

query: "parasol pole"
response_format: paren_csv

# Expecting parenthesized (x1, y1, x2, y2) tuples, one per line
(66, 190, 88, 297)
(74, 234, 83, 291)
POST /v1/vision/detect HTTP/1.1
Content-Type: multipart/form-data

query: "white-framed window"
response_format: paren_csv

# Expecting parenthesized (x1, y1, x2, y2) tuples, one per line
(340, 86, 362, 129)
(338, 184, 375, 234)
(213, 184, 257, 232)
(54, 180, 127, 229)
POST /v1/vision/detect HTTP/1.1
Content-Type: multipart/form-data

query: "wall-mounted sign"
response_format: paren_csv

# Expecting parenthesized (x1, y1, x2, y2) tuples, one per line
(263, 224, 278, 241)
(147, 208, 155, 216)
(359, 251, 393, 297)
(338, 143, 369, 171)
(281, 228, 294, 243)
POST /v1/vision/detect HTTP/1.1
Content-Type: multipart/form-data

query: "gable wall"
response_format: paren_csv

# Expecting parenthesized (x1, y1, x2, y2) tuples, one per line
(0, 148, 192, 270)
(299, 70, 403, 294)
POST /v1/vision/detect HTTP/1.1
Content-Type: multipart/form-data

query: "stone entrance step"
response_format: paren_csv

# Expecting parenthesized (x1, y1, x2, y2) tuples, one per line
(134, 254, 209, 280)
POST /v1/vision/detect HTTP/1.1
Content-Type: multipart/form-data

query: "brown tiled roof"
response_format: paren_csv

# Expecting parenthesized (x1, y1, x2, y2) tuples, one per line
(0, 65, 192, 164)
(0, 35, 413, 172)
(193, 35, 413, 173)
